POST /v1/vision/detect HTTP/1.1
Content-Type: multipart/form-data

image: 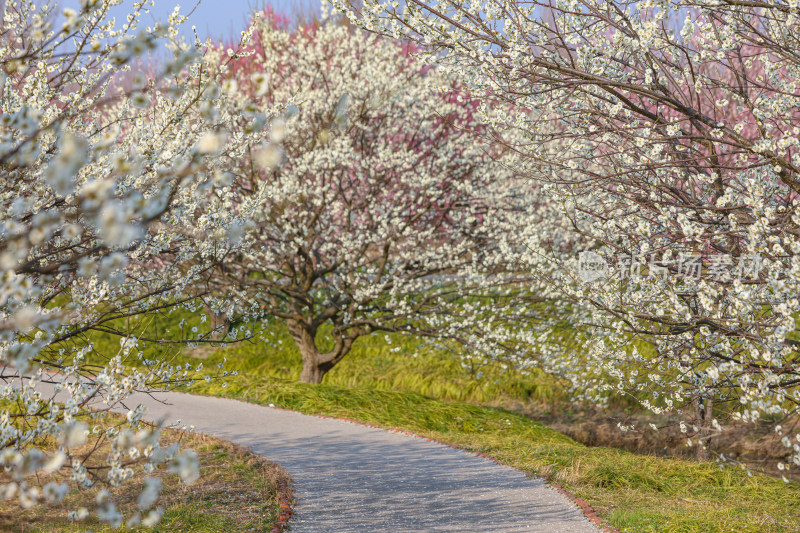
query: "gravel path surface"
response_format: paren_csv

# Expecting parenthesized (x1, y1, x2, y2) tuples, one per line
(121, 391, 601, 532)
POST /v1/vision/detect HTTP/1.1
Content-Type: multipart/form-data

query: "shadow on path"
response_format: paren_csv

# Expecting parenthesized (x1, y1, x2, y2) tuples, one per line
(130, 392, 600, 533)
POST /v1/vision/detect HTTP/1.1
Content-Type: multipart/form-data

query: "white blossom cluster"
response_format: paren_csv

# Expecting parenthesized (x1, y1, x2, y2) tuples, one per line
(337, 0, 800, 473)
(202, 12, 577, 383)
(0, 0, 279, 522)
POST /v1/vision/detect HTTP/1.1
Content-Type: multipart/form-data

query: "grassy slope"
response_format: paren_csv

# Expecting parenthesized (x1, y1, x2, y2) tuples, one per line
(179, 316, 567, 404)
(188, 375, 799, 533)
(84, 312, 800, 532)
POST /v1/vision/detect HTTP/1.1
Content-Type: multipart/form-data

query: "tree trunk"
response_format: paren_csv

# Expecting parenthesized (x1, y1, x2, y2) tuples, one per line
(692, 395, 714, 460)
(202, 303, 229, 341)
(299, 357, 332, 384)
(287, 319, 353, 384)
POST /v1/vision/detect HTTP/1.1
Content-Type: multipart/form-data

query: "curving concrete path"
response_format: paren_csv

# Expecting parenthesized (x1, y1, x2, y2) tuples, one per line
(117, 391, 601, 532)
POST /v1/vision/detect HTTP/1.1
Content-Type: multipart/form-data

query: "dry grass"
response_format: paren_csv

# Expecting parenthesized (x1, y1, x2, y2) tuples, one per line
(509, 400, 800, 481)
(0, 426, 291, 532)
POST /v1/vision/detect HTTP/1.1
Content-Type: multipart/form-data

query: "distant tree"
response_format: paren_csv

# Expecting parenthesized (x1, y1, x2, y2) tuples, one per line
(205, 12, 574, 383)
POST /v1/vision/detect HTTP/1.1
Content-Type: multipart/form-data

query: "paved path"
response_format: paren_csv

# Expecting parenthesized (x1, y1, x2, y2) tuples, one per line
(121, 391, 600, 532)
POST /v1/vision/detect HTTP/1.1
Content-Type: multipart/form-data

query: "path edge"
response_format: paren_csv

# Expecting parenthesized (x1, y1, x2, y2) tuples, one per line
(271, 478, 295, 533)
(305, 412, 619, 533)
(224, 393, 620, 533)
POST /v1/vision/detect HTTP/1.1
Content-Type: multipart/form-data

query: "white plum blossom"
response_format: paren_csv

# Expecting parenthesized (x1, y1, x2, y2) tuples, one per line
(0, 0, 272, 524)
(137, 477, 162, 510)
(203, 12, 575, 383)
(337, 0, 800, 471)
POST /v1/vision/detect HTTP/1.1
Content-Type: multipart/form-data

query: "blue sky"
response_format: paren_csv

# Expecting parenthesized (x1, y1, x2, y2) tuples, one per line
(62, 0, 318, 40)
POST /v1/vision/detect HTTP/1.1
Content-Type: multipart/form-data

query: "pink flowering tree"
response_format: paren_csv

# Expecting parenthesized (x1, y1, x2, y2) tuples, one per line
(203, 12, 574, 383)
(341, 0, 800, 470)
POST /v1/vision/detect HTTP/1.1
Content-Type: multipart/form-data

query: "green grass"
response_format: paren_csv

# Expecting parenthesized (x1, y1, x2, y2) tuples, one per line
(82, 305, 569, 404)
(74, 310, 800, 532)
(186, 374, 800, 533)
(193, 319, 566, 403)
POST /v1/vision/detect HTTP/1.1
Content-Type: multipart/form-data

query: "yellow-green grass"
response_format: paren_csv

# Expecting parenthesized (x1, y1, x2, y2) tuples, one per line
(178, 376, 800, 532)
(73, 310, 800, 531)
(183, 374, 800, 533)
(0, 425, 290, 532)
(84, 307, 569, 405)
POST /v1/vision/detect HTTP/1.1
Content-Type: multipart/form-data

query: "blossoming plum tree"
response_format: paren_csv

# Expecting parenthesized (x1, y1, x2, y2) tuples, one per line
(205, 12, 575, 384)
(0, 0, 278, 524)
(338, 0, 800, 471)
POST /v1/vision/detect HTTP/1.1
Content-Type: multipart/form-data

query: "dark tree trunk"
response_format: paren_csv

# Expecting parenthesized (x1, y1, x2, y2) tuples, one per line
(692, 395, 714, 460)
(299, 357, 332, 384)
(287, 319, 354, 384)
